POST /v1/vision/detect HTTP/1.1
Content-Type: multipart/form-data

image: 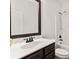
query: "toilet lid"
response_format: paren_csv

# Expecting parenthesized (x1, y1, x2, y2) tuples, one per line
(56, 48, 68, 56)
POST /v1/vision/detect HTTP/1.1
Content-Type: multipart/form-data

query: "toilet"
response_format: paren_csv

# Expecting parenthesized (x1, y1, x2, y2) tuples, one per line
(55, 48, 69, 59)
(55, 42, 69, 59)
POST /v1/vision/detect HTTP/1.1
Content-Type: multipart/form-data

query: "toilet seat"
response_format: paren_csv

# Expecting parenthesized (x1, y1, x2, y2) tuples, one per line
(55, 48, 69, 58)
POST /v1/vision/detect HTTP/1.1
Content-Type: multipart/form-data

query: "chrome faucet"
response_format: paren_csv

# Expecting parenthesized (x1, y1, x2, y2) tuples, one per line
(24, 36, 34, 43)
(28, 36, 34, 42)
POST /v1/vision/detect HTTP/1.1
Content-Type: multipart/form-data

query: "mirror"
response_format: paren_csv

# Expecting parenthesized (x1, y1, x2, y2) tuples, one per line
(10, 0, 41, 39)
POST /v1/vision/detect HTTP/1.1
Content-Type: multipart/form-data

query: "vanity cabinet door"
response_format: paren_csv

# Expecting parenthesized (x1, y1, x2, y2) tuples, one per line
(45, 52, 55, 59)
(45, 43, 55, 55)
(21, 49, 43, 59)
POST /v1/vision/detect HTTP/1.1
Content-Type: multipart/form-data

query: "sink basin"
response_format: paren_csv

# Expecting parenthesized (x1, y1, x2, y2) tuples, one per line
(21, 41, 42, 49)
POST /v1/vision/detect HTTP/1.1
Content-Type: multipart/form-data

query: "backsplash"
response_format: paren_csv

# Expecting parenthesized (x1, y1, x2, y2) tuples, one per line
(11, 35, 42, 45)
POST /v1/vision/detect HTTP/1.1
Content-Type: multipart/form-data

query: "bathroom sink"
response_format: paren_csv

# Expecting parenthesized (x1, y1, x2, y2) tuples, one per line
(21, 41, 42, 49)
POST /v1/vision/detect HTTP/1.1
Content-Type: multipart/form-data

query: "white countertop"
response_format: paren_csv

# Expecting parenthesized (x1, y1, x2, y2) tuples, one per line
(10, 38, 55, 59)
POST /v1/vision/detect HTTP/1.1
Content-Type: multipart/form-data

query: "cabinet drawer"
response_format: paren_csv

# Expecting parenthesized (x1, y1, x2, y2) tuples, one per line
(21, 49, 43, 59)
(45, 43, 55, 55)
(45, 52, 55, 59)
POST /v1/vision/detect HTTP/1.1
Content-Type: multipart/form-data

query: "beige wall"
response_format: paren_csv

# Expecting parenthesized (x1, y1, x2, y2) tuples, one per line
(41, 0, 61, 39)
(41, 0, 69, 46)
(61, 0, 69, 46)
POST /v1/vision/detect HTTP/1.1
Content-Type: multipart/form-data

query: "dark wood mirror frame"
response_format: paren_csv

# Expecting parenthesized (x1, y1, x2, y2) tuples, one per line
(10, 0, 41, 39)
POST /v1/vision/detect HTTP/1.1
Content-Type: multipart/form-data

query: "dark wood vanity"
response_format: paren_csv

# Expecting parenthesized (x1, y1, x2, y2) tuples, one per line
(21, 43, 55, 59)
